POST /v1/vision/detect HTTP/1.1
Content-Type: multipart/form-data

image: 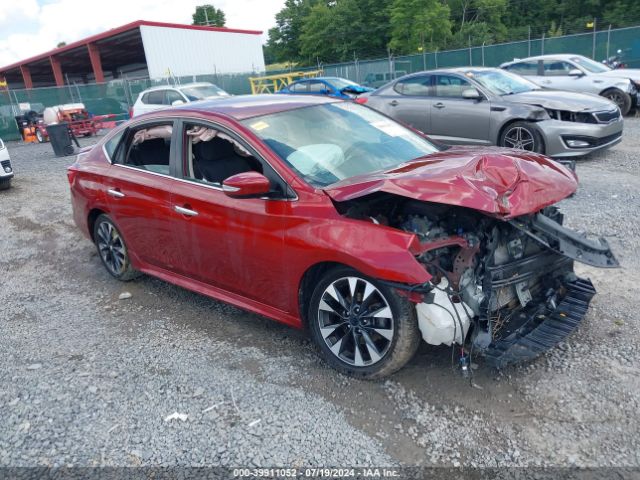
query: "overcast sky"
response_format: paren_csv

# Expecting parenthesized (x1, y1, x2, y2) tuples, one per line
(0, 0, 284, 67)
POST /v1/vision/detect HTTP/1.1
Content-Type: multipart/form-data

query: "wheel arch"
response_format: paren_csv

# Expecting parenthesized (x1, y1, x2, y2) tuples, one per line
(298, 261, 349, 327)
(496, 118, 546, 153)
(87, 208, 107, 242)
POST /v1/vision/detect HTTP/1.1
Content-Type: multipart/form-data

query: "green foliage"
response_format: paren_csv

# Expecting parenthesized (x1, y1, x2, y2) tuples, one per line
(265, 0, 640, 65)
(389, 0, 451, 54)
(192, 4, 226, 27)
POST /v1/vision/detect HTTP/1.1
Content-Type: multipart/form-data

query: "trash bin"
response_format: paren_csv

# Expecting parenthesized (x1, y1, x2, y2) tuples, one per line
(47, 122, 74, 157)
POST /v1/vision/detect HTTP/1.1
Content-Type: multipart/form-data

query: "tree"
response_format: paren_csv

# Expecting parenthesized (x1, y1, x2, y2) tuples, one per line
(57, 41, 66, 48)
(266, 0, 317, 63)
(192, 4, 226, 27)
(389, 0, 452, 54)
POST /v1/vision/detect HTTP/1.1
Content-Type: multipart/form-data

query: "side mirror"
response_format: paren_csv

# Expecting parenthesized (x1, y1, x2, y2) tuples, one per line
(568, 69, 584, 77)
(171, 100, 185, 106)
(462, 88, 482, 100)
(222, 171, 271, 198)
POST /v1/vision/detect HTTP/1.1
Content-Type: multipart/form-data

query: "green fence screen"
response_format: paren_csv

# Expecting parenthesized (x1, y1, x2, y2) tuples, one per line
(1, 25, 639, 141)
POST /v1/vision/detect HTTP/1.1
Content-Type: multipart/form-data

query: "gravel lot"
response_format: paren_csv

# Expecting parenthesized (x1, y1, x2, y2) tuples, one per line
(1, 119, 639, 469)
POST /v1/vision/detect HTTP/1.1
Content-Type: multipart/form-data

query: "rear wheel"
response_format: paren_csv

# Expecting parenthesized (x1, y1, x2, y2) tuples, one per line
(601, 88, 632, 115)
(93, 214, 140, 281)
(35, 129, 44, 143)
(499, 121, 544, 154)
(307, 266, 420, 379)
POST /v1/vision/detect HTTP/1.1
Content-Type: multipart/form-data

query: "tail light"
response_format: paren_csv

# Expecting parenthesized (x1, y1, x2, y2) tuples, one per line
(67, 167, 78, 186)
(355, 97, 368, 104)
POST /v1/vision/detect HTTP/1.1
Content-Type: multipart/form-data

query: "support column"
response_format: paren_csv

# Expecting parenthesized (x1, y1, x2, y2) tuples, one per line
(50, 56, 64, 86)
(20, 65, 33, 89)
(87, 43, 104, 83)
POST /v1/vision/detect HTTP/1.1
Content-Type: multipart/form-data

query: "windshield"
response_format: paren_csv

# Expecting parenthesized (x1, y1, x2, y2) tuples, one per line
(243, 103, 440, 187)
(468, 69, 540, 95)
(180, 84, 229, 101)
(328, 78, 360, 90)
(570, 56, 611, 73)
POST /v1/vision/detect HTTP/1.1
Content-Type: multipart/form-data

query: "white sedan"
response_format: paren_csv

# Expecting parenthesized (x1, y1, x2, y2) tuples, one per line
(131, 82, 230, 117)
(0, 138, 13, 190)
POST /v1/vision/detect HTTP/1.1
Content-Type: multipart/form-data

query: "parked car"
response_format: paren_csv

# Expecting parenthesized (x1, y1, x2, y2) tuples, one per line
(500, 54, 640, 115)
(278, 77, 373, 100)
(360, 67, 623, 158)
(131, 82, 230, 117)
(0, 138, 14, 190)
(67, 95, 617, 378)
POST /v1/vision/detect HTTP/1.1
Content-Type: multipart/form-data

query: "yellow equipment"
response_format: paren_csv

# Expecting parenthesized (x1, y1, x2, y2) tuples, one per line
(249, 70, 323, 94)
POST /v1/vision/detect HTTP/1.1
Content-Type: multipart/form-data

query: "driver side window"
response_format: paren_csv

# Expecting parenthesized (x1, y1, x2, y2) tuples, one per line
(543, 60, 574, 76)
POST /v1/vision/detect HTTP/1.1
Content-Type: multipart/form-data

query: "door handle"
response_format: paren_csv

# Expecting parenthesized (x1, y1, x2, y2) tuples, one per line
(107, 188, 125, 198)
(174, 205, 198, 217)
(433, 102, 445, 109)
(389, 100, 399, 106)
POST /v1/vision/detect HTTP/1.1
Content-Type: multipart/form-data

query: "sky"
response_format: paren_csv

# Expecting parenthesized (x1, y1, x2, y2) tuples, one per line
(0, 0, 284, 67)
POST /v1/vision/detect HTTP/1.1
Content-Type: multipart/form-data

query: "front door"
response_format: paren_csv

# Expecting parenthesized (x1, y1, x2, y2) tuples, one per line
(429, 74, 491, 144)
(169, 120, 291, 310)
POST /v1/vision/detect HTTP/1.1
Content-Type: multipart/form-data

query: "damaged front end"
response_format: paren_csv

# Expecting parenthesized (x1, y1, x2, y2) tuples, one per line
(334, 194, 618, 368)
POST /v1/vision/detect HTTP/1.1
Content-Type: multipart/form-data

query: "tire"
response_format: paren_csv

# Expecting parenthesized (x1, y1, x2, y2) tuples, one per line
(499, 121, 545, 154)
(601, 88, 632, 116)
(93, 214, 140, 281)
(0, 178, 11, 190)
(35, 129, 44, 143)
(307, 266, 421, 379)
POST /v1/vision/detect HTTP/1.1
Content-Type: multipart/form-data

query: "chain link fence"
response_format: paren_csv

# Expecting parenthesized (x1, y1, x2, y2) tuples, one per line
(1, 25, 639, 141)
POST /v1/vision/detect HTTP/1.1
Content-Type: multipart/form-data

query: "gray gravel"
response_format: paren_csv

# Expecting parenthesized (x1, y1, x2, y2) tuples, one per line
(1, 119, 639, 468)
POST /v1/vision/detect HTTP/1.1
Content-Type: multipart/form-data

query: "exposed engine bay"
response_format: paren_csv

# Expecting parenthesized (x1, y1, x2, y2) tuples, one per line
(335, 192, 618, 368)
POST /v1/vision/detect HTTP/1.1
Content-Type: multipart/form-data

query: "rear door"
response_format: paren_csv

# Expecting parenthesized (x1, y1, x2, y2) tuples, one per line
(106, 120, 183, 271)
(428, 73, 491, 144)
(368, 74, 432, 134)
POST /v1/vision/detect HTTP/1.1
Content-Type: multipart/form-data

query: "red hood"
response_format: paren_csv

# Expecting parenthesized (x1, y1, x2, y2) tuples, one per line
(323, 146, 577, 218)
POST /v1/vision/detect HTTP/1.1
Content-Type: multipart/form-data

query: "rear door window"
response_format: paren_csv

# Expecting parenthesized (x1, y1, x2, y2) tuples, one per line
(504, 61, 540, 75)
(393, 75, 432, 96)
(288, 82, 308, 93)
(143, 90, 165, 105)
(115, 122, 174, 175)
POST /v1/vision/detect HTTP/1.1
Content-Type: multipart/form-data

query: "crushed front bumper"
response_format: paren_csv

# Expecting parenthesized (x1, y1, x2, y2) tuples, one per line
(483, 278, 595, 368)
(536, 117, 623, 158)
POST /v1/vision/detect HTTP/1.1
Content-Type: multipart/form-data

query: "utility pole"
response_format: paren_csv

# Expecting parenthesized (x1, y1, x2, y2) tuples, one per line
(592, 17, 597, 59)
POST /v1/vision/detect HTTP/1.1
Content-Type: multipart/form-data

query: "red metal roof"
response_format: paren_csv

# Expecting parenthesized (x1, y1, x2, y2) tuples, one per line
(0, 20, 263, 72)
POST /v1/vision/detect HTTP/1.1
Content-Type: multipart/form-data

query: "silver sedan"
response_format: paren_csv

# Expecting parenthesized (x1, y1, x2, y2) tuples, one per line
(501, 54, 640, 115)
(361, 67, 623, 158)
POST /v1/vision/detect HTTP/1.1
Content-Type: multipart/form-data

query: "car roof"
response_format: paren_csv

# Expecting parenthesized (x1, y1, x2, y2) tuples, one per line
(502, 54, 586, 65)
(139, 82, 217, 93)
(398, 67, 499, 77)
(169, 94, 340, 121)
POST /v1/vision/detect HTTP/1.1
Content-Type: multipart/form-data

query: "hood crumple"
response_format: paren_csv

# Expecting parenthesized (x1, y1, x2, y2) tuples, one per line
(505, 89, 615, 111)
(323, 146, 577, 218)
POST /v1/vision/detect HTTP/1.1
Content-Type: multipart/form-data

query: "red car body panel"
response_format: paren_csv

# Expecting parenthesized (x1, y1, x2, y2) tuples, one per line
(324, 146, 577, 219)
(67, 96, 576, 330)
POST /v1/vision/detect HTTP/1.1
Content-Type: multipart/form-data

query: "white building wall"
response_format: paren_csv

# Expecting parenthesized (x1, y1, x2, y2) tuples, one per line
(140, 25, 265, 78)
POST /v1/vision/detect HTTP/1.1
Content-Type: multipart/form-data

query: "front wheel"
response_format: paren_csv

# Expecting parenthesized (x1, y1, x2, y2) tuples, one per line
(35, 129, 45, 143)
(499, 122, 545, 154)
(601, 88, 632, 116)
(0, 178, 11, 190)
(307, 267, 421, 379)
(93, 214, 140, 281)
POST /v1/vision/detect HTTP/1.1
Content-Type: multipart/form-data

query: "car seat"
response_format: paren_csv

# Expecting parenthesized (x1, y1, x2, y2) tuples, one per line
(193, 137, 261, 184)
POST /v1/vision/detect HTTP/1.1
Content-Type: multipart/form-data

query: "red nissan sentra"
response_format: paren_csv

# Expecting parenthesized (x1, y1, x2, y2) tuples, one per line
(67, 94, 617, 379)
